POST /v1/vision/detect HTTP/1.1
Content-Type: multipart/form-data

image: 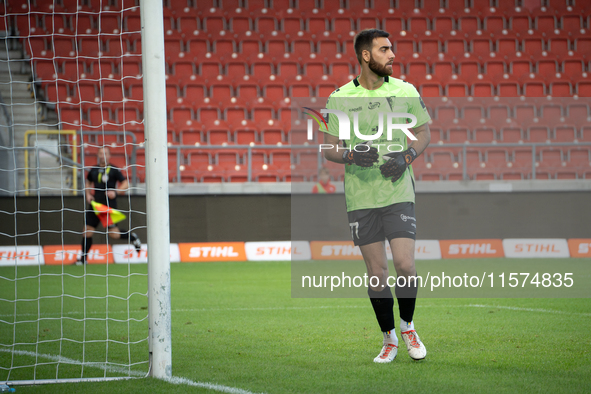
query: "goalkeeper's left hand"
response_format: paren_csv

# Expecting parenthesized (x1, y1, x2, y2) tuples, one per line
(379, 147, 418, 183)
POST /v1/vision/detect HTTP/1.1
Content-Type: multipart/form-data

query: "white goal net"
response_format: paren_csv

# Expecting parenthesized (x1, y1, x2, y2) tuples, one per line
(0, 0, 170, 385)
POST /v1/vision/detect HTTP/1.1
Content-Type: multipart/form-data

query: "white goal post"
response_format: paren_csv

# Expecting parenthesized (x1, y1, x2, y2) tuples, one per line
(140, 0, 172, 380)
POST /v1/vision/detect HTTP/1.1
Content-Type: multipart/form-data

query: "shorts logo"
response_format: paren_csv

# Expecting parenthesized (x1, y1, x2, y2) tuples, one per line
(368, 102, 380, 110)
(400, 214, 416, 222)
(349, 222, 360, 239)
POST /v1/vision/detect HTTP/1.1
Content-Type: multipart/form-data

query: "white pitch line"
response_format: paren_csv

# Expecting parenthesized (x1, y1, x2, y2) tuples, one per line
(466, 304, 591, 317)
(2, 303, 591, 318)
(0, 349, 265, 394)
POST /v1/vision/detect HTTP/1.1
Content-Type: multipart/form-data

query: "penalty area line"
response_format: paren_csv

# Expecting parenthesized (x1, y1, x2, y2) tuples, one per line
(0, 349, 265, 394)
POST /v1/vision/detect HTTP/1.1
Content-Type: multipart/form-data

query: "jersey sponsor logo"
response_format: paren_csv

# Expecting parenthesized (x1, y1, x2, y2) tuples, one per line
(400, 214, 416, 222)
(440, 239, 504, 258)
(43, 244, 113, 264)
(0, 246, 45, 266)
(348, 106, 362, 112)
(179, 242, 247, 262)
(567, 239, 591, 258)
(368, 102, 380, 110)
(503, 239, 570, 258)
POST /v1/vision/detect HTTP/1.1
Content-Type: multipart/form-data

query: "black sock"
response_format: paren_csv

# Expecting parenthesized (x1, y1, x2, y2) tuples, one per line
(81, 236, 92, 260)
(395, 277, 418, 323)
(368, 286, 395, 332)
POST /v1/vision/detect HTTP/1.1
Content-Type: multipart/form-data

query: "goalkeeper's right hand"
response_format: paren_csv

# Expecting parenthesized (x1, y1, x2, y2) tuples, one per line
(342, 141, 379, 167)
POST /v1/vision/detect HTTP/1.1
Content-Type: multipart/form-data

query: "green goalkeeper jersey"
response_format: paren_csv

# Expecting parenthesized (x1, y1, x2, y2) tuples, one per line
(320, 76, 431, 212)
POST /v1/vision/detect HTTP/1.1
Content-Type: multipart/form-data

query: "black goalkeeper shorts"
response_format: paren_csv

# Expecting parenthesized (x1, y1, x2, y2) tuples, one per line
(347, 202, 416, 246)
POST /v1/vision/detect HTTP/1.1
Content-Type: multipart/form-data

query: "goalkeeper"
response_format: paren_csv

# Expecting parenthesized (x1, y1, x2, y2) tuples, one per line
(76, 147, 141, 265)
(320, 29, 431, 363)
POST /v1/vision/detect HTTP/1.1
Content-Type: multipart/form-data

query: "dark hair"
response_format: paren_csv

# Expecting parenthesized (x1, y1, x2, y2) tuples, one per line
(353, 29, 390, 64)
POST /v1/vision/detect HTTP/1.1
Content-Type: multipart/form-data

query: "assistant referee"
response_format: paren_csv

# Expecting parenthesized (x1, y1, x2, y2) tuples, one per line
(320, 29, 431, 363)
(77, 147, 141, 264)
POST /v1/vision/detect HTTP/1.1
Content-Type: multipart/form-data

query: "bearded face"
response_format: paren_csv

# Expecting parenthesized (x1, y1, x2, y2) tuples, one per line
(368, 52, 393, 78)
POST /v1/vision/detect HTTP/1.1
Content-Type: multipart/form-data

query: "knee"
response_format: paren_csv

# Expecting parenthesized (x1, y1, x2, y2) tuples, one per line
(394, 259, 416, 278)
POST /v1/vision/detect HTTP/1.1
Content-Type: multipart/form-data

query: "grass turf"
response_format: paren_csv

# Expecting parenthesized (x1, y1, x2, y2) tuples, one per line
(1, 260, 590, 393)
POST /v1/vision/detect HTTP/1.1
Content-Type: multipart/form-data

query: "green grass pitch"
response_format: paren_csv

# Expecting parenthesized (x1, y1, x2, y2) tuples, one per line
(1, 260, 590, 393)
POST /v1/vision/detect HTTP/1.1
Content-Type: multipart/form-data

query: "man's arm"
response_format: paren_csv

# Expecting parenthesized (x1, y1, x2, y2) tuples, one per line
(408, 123, 431, 157)
(107, 179, 128, 199)
(323, 132, 347, 164)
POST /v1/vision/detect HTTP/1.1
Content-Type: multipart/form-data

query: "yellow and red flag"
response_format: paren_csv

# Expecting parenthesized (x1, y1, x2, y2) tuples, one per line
(91, 201, 126, 228)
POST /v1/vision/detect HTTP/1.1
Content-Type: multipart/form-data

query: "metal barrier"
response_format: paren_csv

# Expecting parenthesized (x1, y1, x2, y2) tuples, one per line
(162, 142, 591, 182)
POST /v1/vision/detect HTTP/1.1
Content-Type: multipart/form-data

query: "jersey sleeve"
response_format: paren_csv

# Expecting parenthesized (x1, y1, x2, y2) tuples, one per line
(406, 84, 431, 128)
(319, 91, 341, 138)
(113, 167, 125, 182)
(86, 169, 93, 182)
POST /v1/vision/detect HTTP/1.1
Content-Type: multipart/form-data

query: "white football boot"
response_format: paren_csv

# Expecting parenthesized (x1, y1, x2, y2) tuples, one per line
(373, 343, 398, 363)
(401, 330, 427, 360)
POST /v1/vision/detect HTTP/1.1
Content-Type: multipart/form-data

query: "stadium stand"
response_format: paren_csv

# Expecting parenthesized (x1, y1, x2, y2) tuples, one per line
(14, 0, 591, 182)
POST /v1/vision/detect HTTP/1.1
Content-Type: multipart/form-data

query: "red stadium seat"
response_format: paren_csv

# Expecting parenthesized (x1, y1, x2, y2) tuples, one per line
(332, 17, 355, 37)
(566, 103, 590, 121)
(497, 80, 520, 97)
(499, 127, 523, 143)
(170, 106, 194, 127)
(509, 15, 532, 31)
(186, 38, 210, 54)
(576, 81, 591, 97)
(526, 125, 551, 142)
(471, 82, 494, 97)
(548, 79, 573, 97)
(255, 16, 279, 32)
(316, 39, 340, 62)
(457, 59, 480, 81)
(358, 17, 380, 30)
(554, 125, 577, 142)
(203, 15, 227, 32)
(457, 16, 479, 35)
(306, 16, 329, 32)
(473, 127, 497, 143)
(177, 17, 200, 35)
(560, 14, 584, 34)
(433, 16, 454, 33)
(547, 37, 570, 57)
(407, 17, 430, 34)
(282, 17, 303, 34)
(261, 128, 285, 145)
(382, 17, 404, 32)
(483, 15, 505, 33)
(446, 82, 468, 97)
(496, 38, 518, 55)
(523, 80, 547, 97)
(470, 38, 492, 58)
(229, 16, 253, 34)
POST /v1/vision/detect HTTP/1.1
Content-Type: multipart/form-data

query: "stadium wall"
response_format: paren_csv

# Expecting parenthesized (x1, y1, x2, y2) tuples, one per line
(0, 192, 589, 246)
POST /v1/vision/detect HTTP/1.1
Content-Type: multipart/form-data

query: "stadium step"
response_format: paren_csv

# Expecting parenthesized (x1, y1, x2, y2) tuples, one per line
(0, 39, 67, 194)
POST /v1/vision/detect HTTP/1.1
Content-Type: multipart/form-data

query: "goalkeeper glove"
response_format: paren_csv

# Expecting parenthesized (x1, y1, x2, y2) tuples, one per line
(379, 147, 418, 182)
(342, 141, 380, 167)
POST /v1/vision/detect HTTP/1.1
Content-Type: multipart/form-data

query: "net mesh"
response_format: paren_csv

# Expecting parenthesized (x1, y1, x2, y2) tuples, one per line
(0, 0, 149, 383)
